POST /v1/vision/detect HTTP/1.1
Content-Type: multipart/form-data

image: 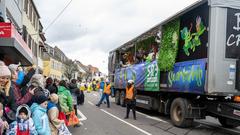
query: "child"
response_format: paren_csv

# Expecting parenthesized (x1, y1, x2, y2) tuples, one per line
(0, 102, 8, 135)
(47, 94, 71, 135)
(30, 95, 51, 135)
(7, 104, 37, 135)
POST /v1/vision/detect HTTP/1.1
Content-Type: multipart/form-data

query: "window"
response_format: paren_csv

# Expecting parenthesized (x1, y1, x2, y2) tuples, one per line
(29, 3, 32, 21)
(24, 0, 28, 14)
(28, 35, 32, 49)
(33, 12, 36, 26)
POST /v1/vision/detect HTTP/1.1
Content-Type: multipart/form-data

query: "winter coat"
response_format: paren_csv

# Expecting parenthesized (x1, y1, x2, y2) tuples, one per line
(7, 105, 37, 135)
(14, 83, 33, 106)
(30, 103, 51, 135)
(58, 86, 73, 113)
(47, 102, 62, 135)
(100, 81, 105, 90)
(69, 83, 79, 105)
(1, 82, 17, 123)
(45, 84, 58, 94)
(16, 71, 24, 86)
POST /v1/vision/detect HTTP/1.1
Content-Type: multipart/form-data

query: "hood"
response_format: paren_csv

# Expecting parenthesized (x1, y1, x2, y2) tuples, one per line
(47, 101, 56, 110)
(16, 104, 31, 118)
(30, 103, 46, 113)
(30, 74, 44, 88)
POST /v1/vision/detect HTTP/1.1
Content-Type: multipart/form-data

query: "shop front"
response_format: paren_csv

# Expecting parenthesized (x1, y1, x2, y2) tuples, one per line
(0, 22, 33, 65)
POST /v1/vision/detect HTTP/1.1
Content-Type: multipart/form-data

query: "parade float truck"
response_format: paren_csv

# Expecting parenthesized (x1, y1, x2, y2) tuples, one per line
(108, 0, 240, 128)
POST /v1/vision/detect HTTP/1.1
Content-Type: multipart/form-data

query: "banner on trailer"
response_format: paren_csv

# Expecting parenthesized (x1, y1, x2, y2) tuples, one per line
(114, 60, 160, 91)
(168, 59, 206, 94)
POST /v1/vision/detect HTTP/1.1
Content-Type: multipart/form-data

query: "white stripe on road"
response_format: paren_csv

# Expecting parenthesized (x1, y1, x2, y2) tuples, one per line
(77, 109, 87, 121)
(100, 109, 152, 135)
(93, 93, 98, 97)
(88, 101, 94, 106)
(136, 111, 168, 123)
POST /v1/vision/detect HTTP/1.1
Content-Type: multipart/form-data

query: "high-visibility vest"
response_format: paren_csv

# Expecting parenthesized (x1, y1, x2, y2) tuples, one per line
(104, 84, 111, 95)
(126, 86, 134, 100)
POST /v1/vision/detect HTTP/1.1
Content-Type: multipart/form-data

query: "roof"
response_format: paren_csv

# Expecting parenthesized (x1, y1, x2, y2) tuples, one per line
(110, 0, 207, 53)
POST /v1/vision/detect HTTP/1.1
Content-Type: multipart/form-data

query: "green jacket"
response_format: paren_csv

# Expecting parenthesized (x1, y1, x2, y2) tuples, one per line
(58, 86, 73, 113)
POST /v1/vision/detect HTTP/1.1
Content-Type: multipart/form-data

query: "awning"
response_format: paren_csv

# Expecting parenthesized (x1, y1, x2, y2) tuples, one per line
(0, 23, 33, 65)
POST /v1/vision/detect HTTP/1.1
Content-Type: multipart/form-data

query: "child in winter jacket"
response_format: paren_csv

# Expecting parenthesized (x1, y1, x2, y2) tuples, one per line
(30, 95, 51, 135)
(47, 93, 71, 135)
(7, 104, 37, 135)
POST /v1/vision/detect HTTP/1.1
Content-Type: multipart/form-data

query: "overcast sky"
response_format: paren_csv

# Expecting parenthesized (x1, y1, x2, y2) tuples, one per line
(34, 0, 199, 74)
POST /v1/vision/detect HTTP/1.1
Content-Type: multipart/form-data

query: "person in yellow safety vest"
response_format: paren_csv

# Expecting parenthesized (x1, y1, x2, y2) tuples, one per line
(95, 81, 111, 108)
(87, 82, 92, 93)
(124, 80, 137, 120)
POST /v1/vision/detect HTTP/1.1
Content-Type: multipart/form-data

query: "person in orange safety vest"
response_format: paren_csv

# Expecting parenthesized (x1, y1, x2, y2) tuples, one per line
(124, 80, 137, 120)
(96, 81, 111, 108)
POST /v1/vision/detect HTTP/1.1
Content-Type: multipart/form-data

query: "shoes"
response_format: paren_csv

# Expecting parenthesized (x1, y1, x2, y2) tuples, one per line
(124, 117, 129, 119)
(107, 106, 110, 108)
(95, 104, 100, 107)
(134, 117, 136, 120)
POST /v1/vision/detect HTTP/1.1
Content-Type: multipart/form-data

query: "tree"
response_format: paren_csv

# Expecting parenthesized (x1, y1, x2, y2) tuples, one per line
(64, 60, 78, 81)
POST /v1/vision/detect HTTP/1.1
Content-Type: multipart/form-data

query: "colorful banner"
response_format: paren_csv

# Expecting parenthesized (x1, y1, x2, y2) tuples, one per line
(144, 61, 160, 91)
(168, 59, 206, 94)
(114, 60, 160, 91)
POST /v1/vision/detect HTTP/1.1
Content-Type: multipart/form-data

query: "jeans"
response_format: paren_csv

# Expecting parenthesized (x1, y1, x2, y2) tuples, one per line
(96, 93, 110, 107)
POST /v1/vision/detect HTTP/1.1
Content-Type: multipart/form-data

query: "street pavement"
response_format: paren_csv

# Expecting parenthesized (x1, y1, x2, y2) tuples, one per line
(69, 91, 240, 135)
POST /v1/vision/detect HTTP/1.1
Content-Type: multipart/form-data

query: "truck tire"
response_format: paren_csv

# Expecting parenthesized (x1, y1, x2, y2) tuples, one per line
(120, 91, 126, 107)
(115, 90, 120, 105)
(218, 117, 239, 128)
(170, 98, 193, 128)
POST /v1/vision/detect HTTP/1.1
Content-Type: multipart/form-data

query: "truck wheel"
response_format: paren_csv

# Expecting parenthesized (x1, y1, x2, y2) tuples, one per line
(115, 90, 120, 105)
(218, 117, 239, 128)
(170, 98, 193, 128)
(120, 91, 126, 107)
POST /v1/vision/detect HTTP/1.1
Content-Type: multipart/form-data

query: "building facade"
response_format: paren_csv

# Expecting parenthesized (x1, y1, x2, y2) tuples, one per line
(22, 0, 46, 70)
(0, 0, 33, 65)
(43, 44, 69, 80)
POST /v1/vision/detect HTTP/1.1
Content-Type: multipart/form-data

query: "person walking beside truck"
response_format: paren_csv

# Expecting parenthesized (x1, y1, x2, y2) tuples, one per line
(96, 81, 111, 108)
(124, 80, 137, 120)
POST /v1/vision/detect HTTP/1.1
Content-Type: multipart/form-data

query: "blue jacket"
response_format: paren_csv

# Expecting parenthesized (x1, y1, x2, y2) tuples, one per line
(16, 71, 24, 86)
(30, 103, 51, 135)
(100, 82, 105, 89)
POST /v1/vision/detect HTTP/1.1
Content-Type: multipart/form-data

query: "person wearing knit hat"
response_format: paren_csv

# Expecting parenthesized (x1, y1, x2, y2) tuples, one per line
(0, 61, 11, 78)
(0, 60, 11, 93)
(34, 95, 48, 105)
(30, 94, 51, 135)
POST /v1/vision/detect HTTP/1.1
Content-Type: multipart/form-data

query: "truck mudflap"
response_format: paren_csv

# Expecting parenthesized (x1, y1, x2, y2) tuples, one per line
(206, 101, 240, 124)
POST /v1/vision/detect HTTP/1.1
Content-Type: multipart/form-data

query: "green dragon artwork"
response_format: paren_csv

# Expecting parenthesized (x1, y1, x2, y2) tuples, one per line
(181, 16, 206, 56)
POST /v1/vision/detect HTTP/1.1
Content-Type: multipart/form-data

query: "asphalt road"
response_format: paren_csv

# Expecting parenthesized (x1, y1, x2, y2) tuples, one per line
(69, 91, 240, 135)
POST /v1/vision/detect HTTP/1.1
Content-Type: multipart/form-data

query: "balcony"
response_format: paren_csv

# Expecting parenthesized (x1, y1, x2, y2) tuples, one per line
(0, 22, 33, 65)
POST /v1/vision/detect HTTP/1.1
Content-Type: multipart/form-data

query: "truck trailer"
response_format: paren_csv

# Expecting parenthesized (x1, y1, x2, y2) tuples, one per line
(108, 0, 240, 128)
